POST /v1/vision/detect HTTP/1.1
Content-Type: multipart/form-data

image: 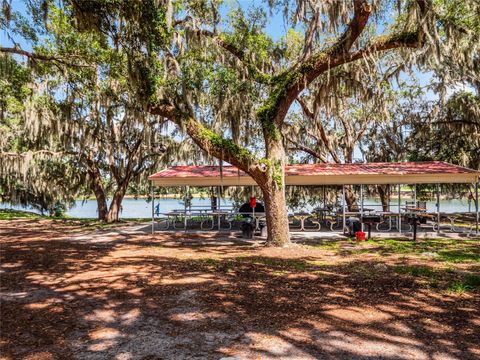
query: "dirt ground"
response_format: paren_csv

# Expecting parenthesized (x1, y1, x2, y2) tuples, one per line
(1, 219, 479, 360)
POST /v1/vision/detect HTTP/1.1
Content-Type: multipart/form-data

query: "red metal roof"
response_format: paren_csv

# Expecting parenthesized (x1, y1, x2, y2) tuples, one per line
(149, 165, 247, 178)
(149, 161, 478, 179)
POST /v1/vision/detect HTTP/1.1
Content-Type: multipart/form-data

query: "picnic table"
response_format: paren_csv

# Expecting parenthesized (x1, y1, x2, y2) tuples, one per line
(158, 210, 188, 230)
(236, 211, 267, 231)
(312, 207, 331, 222)
(212, 210, 232, 230)
(449, 212, 479, 235)
(290, 212, 320, 231)
(402, 206, 427, 212)
(251, 212, 266, 230)
(374, 212, 405, 232)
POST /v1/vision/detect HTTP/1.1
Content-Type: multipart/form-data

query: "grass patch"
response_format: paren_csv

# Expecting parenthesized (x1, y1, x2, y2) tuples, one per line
(0, 209, 154, 223)
(366, 239, 416, 253)
(56, 219, 134, 233)
(437, 249, 480, 263)
(0, 209, 42, 220)
(394, 265, 436, 278)
(346, 248, 381, 255)
(271, 270, 289, 276)
(237, 256, 309, 271)
(193, 258, 236, 272)
(191, 256, 316, 274)
(299, 238, 478, 266)
(306, 260, 328, 267)
(394, 264, 480, 294)
(447, 275, 480, 294)
(361, 238, 480, 264)
(448, 282, 470, 294)
(308, 240, 341, 250)
(0, 210, 157, 234)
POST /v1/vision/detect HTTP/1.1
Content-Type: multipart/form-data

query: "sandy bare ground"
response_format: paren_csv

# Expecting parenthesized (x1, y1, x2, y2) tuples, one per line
(1, 219, 479, 360)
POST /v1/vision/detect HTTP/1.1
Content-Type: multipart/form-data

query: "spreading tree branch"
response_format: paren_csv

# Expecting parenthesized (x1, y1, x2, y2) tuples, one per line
(0, 46, 91, 67)
(296, 97, 342, 163)
(287, 138, 328, 163)
(266, 0, 373, 127)
(189, 28, 270, 84)
(148, 103, 265, 180)
(0, 150, 63, 157)
(265, 0, 428, 130)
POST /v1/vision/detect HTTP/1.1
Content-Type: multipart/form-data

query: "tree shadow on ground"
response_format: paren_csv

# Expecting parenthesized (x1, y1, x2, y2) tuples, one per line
(1, 220, 479, 359)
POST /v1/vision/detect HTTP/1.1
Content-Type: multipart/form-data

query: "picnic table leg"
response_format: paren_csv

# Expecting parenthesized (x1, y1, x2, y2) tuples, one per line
(184, 186, 188, 232)
(360, 185, 364, 232)
(414, 184, 417, 207)
(218, 186, 222, 230)
(398, 184, 402, 234)
(413, 219, 417, 242)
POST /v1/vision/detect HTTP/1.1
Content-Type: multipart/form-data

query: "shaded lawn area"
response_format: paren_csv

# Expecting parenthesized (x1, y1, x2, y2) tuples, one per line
(305, 236, 480, 265)
(1, 219, 479, 360)
(0, 209, 42, 220)
(0, 209, 150, 232)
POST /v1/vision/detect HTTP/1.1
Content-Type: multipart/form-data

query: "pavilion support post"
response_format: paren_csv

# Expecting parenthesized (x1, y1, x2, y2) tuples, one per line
(342, 185, 346, 235)
(360, 185, 364, 232)
(436, 184, 440, 234)
(398, 184, 402, 234)
(184, 186, 188, 232)
(475, 181, 478, 235)
(151, 184, 155, 235)
(469, 190, 472, 213)
(251, 186, 255, 233)
(217, 185, 222, 230)
(414, 184, 417, 207)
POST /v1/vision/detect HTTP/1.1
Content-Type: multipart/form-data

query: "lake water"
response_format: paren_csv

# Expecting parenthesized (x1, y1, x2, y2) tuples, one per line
(1, 196, 477, 219)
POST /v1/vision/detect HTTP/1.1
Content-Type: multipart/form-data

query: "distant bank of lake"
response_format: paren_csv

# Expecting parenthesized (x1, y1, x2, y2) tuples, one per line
(0, 197, 476, 219)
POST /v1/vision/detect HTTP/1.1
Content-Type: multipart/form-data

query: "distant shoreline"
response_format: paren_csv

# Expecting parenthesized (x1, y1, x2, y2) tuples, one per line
(75, 193, 216, 201)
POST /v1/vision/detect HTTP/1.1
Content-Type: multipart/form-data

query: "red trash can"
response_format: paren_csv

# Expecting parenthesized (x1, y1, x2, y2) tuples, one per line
(355, 231, 366, 241)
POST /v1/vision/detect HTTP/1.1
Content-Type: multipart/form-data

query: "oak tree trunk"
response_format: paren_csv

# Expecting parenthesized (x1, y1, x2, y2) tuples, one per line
(258, 135, 291, 247)
(86, 161, 108, 221)
(344, 185, 358, 211)
(210, 187, 218, 210)
(261, 181, 290, 246)
(96, 192, 109, 221)
(378, 185, 390, 212)
(106, 184, 127, 223)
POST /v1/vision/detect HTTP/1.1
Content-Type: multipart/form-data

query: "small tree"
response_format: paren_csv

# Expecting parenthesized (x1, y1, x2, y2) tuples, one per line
(408, 91, 480, 170)
(1, 53, 84, 213)
(0, 10, 186, 222)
